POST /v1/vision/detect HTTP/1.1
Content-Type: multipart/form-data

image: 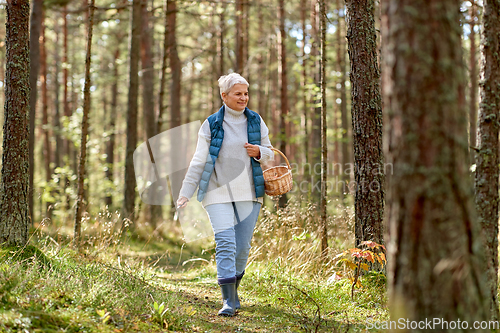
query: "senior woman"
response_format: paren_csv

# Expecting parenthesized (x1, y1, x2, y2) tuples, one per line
(176, 73, 274, 317)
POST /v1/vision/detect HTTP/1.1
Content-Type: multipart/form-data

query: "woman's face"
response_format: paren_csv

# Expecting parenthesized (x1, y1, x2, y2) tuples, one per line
(222, 84, 249, 111)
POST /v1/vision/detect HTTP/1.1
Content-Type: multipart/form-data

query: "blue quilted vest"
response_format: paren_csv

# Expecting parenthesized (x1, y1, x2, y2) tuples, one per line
(197, 105, 265, 201)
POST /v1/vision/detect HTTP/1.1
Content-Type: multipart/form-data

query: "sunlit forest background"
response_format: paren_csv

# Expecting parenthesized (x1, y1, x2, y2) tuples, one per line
(0, 0, 495, 331)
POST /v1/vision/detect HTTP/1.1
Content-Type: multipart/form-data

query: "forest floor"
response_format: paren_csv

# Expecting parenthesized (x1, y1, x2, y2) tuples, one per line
(0, 225, 388, 332)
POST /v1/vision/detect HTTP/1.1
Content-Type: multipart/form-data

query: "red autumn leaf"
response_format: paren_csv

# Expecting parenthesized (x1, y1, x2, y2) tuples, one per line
(362, 251, 375, 263)
(360, 241, 378, 248)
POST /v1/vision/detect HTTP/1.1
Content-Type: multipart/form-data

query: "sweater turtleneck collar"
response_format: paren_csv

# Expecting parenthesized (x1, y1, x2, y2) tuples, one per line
(224, 105, 246, 122)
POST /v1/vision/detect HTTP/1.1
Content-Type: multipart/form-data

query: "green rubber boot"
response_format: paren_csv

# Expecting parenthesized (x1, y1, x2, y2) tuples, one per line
(235, 271, 245, 309)
(218, 278, 237, 316)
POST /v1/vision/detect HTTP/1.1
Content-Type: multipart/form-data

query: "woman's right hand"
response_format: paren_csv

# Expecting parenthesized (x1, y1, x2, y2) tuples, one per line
(176, 196, 189, 209)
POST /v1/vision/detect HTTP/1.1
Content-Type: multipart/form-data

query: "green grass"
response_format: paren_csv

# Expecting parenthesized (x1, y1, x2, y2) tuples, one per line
(0, 234, 388, 333)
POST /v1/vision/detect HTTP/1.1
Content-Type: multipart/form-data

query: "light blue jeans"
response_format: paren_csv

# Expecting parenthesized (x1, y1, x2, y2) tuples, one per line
(205, 201, 262, 279)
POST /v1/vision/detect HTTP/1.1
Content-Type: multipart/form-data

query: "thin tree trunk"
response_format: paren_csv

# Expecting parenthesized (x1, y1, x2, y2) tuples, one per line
(235, 0, 244, 73)
(28, 0, 43, 225)
(383, 0, 489, 327)
(475, 0, 500, 321)
(53, 16, 62, 169)
(157, 0, 169, 134)
(278, 0, 289, 208)
(40, 14, 52, 219)
(75, 0, 95, 244)
(257, 1, 266, 118)
(337, 0, 349, 194)
(209, 3, 218, 111)
(123, 0, 142, 226)
(0, 0, 31, 246)
(300, 0, 309, 173)
(167, 0, 183, 213)
(319, 0, 328, 258)
(106, 48, 120, 208)
(62, 6, 71, 213)
(168, 0, 181, 129)
(219, 2, 226, 77)
(310, 0, 321, 202)
(243, 0, 249, 79)
(140, 0, 161, 227)
(346, 0, 384, 247)
(469, 0, 478, 163)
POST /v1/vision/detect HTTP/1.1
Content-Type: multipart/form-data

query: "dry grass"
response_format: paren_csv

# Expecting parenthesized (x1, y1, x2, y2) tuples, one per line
(250, 196, 355, 280)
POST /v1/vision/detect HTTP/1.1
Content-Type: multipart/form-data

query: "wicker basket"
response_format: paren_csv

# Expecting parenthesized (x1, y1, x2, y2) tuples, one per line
(263, 148, 293, 196)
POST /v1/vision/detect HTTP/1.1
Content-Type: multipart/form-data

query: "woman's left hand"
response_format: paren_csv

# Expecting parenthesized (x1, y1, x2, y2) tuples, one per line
(244, 143, 261, 159)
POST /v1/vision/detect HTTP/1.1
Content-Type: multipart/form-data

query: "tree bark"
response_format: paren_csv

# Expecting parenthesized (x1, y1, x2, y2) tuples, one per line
(105, 48, 120, 208)
(157, 0, 169, 134)
(168, 0, 181, 129)
(0, 0, 31, 246)
(346, 0, 384, 247)
(382, 0, 489, 327)
(235, 0, 245, 74)
(278, 0, 289, 208)
(28, 0, 43, 225)
(469, 1, 478, 163)
(219, 1, 226, 77)
(475, 0, 500, 321)
(123, 0, 142, 225)
(75, 0, 95, 244)
(40, 13, 52, 219)
(167, 0, 183, 213)
(140, 0, 162, 228)
(53, 16, 62, 169)
(300, 0, 308, 172)
(337, 0, 349, 193)
(310, 0, 321, 203)
(319, 0, 328, 258)
(62, 6, 71, 213)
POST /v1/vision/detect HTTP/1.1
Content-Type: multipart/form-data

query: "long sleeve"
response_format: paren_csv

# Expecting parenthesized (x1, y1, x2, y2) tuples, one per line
(178, 120, 211, 199)
(254, 116, 274, 165)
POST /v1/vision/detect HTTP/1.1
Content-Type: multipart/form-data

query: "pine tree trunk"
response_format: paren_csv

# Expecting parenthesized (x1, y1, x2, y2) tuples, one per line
(123, 0, 142, 225)
(75, 0, 95, 244)
(278, 0, 289, 208)
(346, 0, 384, 247)
(337, 0, 349, 193)
(310, 0, 321, 203)
(475, 0, 500, 321)
(40, 14, 52, 219)
(157, 0, 169, 134)
(0, 0, 31, 246)
(219, 2, 226, 77)
(382, 0, 489, 327)
(53, 17, 62, 169)
(319, 0, 328, 258)
(28, 0, 43, 225)
(235, 0, 244, 74)
(469, 1, 478, 163)
(168, 0, 183, 216)
(62, 6, 71, 214)
(168, 0, 181, 129)
(300, 0, 309, 173)
(105, 48, 120, 208)
(140, 1, 162, 228)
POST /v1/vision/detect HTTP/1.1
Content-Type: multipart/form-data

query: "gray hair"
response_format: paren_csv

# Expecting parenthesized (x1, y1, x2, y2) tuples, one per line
(218, 73, 249, 98)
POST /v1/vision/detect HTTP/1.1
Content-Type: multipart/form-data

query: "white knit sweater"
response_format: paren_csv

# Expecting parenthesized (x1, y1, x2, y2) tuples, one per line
(179, 106, 274, 206)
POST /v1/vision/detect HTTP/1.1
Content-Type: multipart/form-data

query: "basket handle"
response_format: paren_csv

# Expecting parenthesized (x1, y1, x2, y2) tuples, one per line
(270, 147, 291, 169)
